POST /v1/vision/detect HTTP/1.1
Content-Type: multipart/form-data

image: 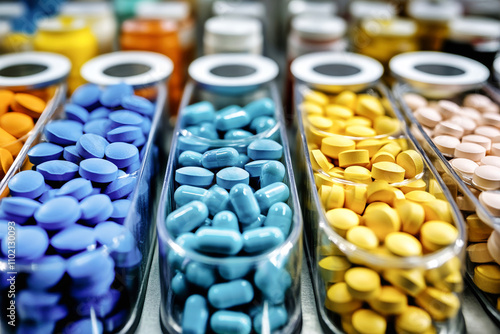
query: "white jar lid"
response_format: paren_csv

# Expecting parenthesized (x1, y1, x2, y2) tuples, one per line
(449, 17, 500, 41)
(349, 1, 396, 20)
(362, 18, 417, 37)
(213, 1, 265, 19)
(288, 0, 337, 17)
(0, 52, 71, 89)
(390, 51, 489, 98)
(408, 0, 462, 21)
(80, 51, 173, 88)
(37, 17, 87, 32)
(292, 15, 346, 41)
(290, 52, 383, 93)
(136, 1, 190, 21)
(188, 54, 278, 95)
(60, 1, 113, 16)
(204, 16, 262, 51)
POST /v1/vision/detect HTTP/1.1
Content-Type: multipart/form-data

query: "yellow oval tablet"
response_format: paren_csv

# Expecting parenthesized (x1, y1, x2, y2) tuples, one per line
(0, 90, 15, 116)
(396, 200, 425, 235)
(415, 287, 460, 321)
(399, 179, 427, 193)
(308, 115, 333, 131)
(325, 184, 345, 210)
(385, 232, 423, 257)
(344, 166, 372, 184)
(339, 149, 370, 168)
(466, 213, 493, 243)
(325, 282, 362, 313)
(327, 166, 345, 179)
(328, 119, 347, 135)
(326, 208, 360, 237)
(369, 286, 408, 315)
(314, 172, 334, 187)
(345, 185, 367, 215)
(299, 101, 323, 115)
(346, 116, 372, 128)
(372, 161, 406, 183)
(325, 104, 354, 120)
(345, 125, 377, 138)
(364, 205, 401, 240)
(321, 135, 356, 159)
(319, 255, 352, 283)
(0, 127, 23, 156)
(396, 306, 433, 334)
(345, 267, 381, 300)
(420, 221, 458, 252)
(304, 89, 329, 106)
(374, 115, 400, 135)
(474, 264, 500, 294)
(422, 199, 452, 223)
(333, 90, 357, 110)
(383, 268, 427, 297)
(396, 150, 424, 179)
(319, 185, 332, 206)
(357, 139, 383, 157)
(352, 309, 386, 334)
(310, 149, 333, 171)
(405, 191, 436, 204)
(371, 151, 396, 165)
(355, 94, 385, 121)
(347, 226, 379, 250)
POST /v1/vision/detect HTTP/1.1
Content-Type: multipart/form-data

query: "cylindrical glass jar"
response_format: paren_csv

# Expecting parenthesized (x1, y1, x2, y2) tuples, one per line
(348, 0, 396, 46)
(33, 17, 98, 94)
(292, 52, 466, 334)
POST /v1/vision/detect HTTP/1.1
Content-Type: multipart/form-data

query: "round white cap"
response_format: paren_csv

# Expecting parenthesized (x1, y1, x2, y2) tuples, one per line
(449, 17, 500, 41)
(288, 0, 337, 17)
(408, 0, 462, 21)
(204, 16, 262, 52)
(136, 1, 190, 20)
(292, 15, 346, 41)
(349, 1, 396, 20)
(60, 2, 112, 16)
(213, 1, 265, 18)
(37, 17, 87, 31)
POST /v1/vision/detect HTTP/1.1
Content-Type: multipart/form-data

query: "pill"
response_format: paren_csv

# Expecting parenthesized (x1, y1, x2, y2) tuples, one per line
(395, 306, 432, 334)
(80, 194, 113, 225)
(26, 255, 66, 290)
(242, 226, 284, 254)
(208, 279, 254, 309)
(323, 183, 344, 210)
(204, 185, 230, 216)
(299, 101, 323, 115)
(422, 199, 452, 223)
(215, 105, 251, 131)
(345, 267, 381, 300)
(254, 261, 291, 304)
(83, 119, 111, 137)
(212, 210, 239, 230)
(420, 221, 458, 252)
(474, 264, 500, 294)
(65, 103, 90, 124)
(175, 166, 214, 187)
(371, 161, 406, 183)
(230, 184, 260, 224)
(166, 201, 209, 237)
(338, 149, 369, 168)
(182, 295, 209, 334)
(72, 83, 101, 108)
(28, 142, 64, 165)
(405, 190, 436, 204)
(105, 142, 139, 168)
(467, 214, 493, 243)
(241, 214, 265, 232)
(224, 129, 253, 140)
(326, 208, 359, 237)
(0, 148, 13, 175)
(479, 191, 500, 216)
(1, 225, 48, 260)
(310, 149, 333, 171)
(318, 255, 351, 283)
(11, 92, 46, 118)
(109, 110, 144, 129)
(216, 167, 250, 190)
(475, 126, 500, 140)
(462, 134, 491, 151)
(321, 135, 356, 159)
(415, 287, 460, 321)
(121, 94, 154, 116)
(186, 262, 217, 288)
(182, 101, 216, 126)
(356, 94, 385, 121)
(414, 107, 442, 128)
(253, 306, 287, 333)
(202, 147, 239, 169)
(454, 142, 486, 161)
(260, 161, 285, 188)
(171, 271, 190, 298)
(78, 158, 118, 183)
(473, 165, 500, 190)
(89, 106, 111, 120)
(344, 185, 367, 215)
(1, 196, 40, 218)
(396, 200, 425, 235)
(104, 175, 137, 200)
(308, 115, 333, 131)
(51, 225, 96, 254)
(467, 243, 494, 263)
(325, 282, 362, 313)
(195, 228, 243, 255)
(383, 268, 426, 297)
(385, 232, 422, 257)
(0, 112, 34, 138)
(75, 133, 109, 160)
(107, 125, 143, 143)
(8, 170, 45, 198)
(432, 135, 459, 156)
(244, 160, 270, 178)
(254, 182, 289, 213)
(0, 89, 14, 115)
(45, 120, 84, 146)
(34, 195, 81, 230)
(264, 202, 292, 236)
(450, 158, 478, 179)
(346, 226, 379, 250)
(491, 143, 500, 156)
(109, 199, 131, 224)
(364, 205, 400, 240)
(396, 150, 423, 179)
(247, 139, 283, 160)
(488, 231, 500, 265)
(210, 310, 252, 334)
(179, 150, 203, 167)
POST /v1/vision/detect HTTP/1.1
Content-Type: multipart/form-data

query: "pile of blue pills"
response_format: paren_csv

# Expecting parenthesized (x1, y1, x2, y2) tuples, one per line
(164, 100, 296, 334)
(0, 82, 156, 334)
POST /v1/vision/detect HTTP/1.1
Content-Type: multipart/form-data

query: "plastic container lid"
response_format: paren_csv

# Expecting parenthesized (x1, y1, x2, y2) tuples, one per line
(448, 17, 500, 41)
(136, 1, 190, 20)
(213, 1, 265, 19)
(0, 52, 71, 90)
(362, 18, 417, 37)
(292, 15, 346, 41)
(408, 0, 462, 21)
(37, 17, 87, 32)
(349, 1, 396, 20)
(60, 1, 113, 16)
(80, 51, 173, 88)
(188, 54, 278, 95)
(204, 16, 262, 52)
(389, 51, 490, 98)
(290, 52, 383, 93)
(288, 0, 337, 17)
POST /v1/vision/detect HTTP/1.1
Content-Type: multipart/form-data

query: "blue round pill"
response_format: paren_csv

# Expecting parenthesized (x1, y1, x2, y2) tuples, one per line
(0, 197, 41, 218)
(37, 160, 79, 181)
(17, 289, 62, 311)
(179, 150, 203, 167)
(79, 158, 118, 183)
(243, 97, 275, 119)
(244, 160, 270, 178)
(56, 178, 93, 200)
(224, 129, 253, 140)
(45, 120, 84, 146)
(67, 249, 114, 282)
(1, 226, 48, 260)
(175, 167, 214, 187)
(0, 208, 29, 224)
(104, 175, 137, 200)
(65, 103, 89, 124)
(63, 145, 82, 164)
(109, 110, 144, 129)
(247, 139, 283, 160)
(35, 196, 81, 230)
(72, 83, 101, 108)
(26, 255, 66, 290)
(94, 221, 130, 249)
(9, 170, 45, 199)
(76, 133, 109, 159)
(63, 318, 104, 334)
(177, 136, 210, 153)
(39, 188, 59, 204)
(80, 194, 114, 225)
(216, 167, 250, 190)
(141, 116, 152, 135)
(107, 125, 143, 143)
(126, 158, 142, 174)
(110, 199, 131, 224)
(51, 225, 96, 253)
(89, 106, 110, 120)
(99, 82, 134, 108)
(181, 101, 215, 126)
(84, 119, 112, 137)
(70, 268, 114, 299)
(121, 94, 155, 116)
(105, 142, 139, 168)
(132, 133, 147, 148)
(28, 142, 63, 165)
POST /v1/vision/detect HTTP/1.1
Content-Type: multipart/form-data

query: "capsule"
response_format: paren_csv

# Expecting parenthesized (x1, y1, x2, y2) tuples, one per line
(260, 161, 285, 188)
(230, 184, 260, 224)
(204, 185, 230, 216)
(195, 228, 243, 255)
(171, 271, 189, 298)
(208, 279, 254, 309)
(254, 261, 292, 304)
(242, 227, 284, 254)
(178, 151, 203, 167)
(250, 116, 277, 134)
(241, 214, 266, 232)
(186, 262, 217, 289)
(202, 147, 239, 169)
(225, 129, 253, 140)
(210, 311, 252, 334)
(265, 202, 292, 236)
(215, 105, 251, 131)
(254, 182, 290, 213)
(218, 261, 252, 280)
(182, 295, 209, 334)
(167, 233, 196, 271)
(174, 185, 208, 207)
(165, 201, 208, 237)
(245, 160, 270, 178)
(243, 97, 274, 119)
(197, 122, 218, 140)
(181, 101, 215, 126)
(212, 211, 239, 230)
(253, 306, 288, 333)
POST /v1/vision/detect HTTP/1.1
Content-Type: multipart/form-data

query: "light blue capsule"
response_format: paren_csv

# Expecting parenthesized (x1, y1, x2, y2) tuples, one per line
(254, 261, 292, 304)
(174, 185, 208, 207)
(208, 279, 254, 309)
(243, 97, 275, 119)
(178, 136, 210, 153)
(260, 161, 285, 188)
(253, 306, 288, 333)
(203, 185, 229, 216)
(182, 295, 209, 334)
(182, 101, 216, 126)
(247, 139, 283, 161)
(216, 167, 250, 190)
(240, 214, 265, 232)
(175, 167, 214, 187)
(197, 122, 219, 140)
(168, 233, 196, 271)
(236, 154, 251, 168)
(202, 147, 239, 169)
(212, 211, 239, 230)
(254, 182, 290, 213)
(265, 202, 293, 237)
(250, 116, 277, 134)
(171, 271, 190, 298)
(210, 311, 251, 334)
(195, 228, 243, 255)
(166, 201, 209, 237)
(229, 184, 260, 224)
(242, 227, 284, 254)
(186, 262, 217, 289)
(218, 261, 252, 280)
(224, 129, 253, 140)
(214, 105, 251, 131)
(185, 125, 201, 136)
(179, 151, 203, 167)
(244, 160, 270, 178)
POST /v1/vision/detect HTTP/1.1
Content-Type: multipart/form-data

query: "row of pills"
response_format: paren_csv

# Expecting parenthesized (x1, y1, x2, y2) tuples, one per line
(0, 82, 157, 333)
(0, 89, 47, 179)
(300, 88, 463, 333)
(404, 92, 500, 217)
(163, 99, 299, 334)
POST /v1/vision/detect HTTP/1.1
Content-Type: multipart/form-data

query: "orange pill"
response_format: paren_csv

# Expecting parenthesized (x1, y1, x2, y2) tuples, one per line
(10, 93, 46, 119)
(0, 90, 15, 116)
(0, 127, 23, 157)
(0, 147, 13, 178)
(0, 112, 35, 138)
